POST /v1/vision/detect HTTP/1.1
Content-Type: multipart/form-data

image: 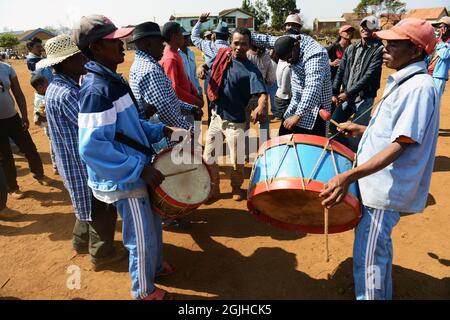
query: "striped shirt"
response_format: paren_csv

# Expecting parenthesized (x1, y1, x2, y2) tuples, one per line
(45, 74, 92, 221)
(252, 33, 332, 130)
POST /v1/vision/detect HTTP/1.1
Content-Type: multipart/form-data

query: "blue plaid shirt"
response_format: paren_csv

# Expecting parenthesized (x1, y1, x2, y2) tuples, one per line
(191, 21, 230, 67)
(45, 74, 92, 221)
(129, 50, 193, 135)
(252, 33, 332, 130)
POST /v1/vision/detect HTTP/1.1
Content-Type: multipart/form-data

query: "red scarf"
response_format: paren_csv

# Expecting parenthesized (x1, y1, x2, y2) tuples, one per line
(207, 48, 233, 102)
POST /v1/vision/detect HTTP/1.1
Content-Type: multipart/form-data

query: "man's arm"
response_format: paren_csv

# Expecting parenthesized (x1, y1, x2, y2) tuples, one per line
(251, 93, 268, 124)
(9, 75, 29, 129)
(251, 32, 278, 49)
(320, 141, 409, 208)
(436, 41, 450, 60)
(332, 46, 349, 95)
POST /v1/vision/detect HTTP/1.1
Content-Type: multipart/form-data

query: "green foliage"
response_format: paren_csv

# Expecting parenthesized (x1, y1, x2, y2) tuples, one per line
(354, 0, 406, 15)
(241, 0, 270, 30)
(267, 0, 297, 31)
(0, 33, 20, 49)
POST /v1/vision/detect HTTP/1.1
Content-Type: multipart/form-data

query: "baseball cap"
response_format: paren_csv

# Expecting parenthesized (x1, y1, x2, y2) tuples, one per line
(375, 18, 437, 54)
(339, 25, 355, 33)
(73, 14, 134, 49)
(360, 16, 379, 30)
(432, 16, 450, 28)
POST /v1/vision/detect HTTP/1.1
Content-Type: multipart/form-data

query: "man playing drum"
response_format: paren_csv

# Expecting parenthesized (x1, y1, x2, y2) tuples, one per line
(320, 19, 439, 300)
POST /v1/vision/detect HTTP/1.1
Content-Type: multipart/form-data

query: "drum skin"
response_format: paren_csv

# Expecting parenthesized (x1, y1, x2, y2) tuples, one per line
(247, 134, 361, 234)
(149, 148, 214, 219)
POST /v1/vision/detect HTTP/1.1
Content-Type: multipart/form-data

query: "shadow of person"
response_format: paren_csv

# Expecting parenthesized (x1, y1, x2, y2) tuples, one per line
(439, 129, 450, 137)
(163, 208, 305, 241)
(433, 156, 450, 172)
(427, 252, 450, 267)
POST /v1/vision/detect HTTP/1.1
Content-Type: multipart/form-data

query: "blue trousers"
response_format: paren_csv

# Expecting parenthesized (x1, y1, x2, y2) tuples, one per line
(353, 206, 400, 300)
(115, 196, 164, 299)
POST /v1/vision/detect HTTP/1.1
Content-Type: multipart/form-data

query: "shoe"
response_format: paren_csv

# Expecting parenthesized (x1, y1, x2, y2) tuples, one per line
(143, 287, 172, 300)
(9, 189, 25, 199)
(91, 247, 129, 272)
(156, 261, 175, 278)
(232, 189, 244, 202)
(36, 176, 53, 186)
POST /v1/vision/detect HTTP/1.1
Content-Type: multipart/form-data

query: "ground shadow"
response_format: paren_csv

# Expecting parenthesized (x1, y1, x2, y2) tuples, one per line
(158, 236, 450, 299)
(439, 129, 450, 137)
(434, 156, 450, 172)
(163, 208, 305, 241)
(428, 252, 450, 267)
(0, 211, 75, 242)
(426, 193, 436, 207)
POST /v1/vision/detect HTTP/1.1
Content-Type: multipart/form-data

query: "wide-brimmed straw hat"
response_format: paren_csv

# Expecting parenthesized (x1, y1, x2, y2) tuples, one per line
(36, 34, 81, 69)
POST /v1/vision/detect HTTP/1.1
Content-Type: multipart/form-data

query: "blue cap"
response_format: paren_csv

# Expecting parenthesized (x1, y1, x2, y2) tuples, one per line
(214, 22, 229, 35)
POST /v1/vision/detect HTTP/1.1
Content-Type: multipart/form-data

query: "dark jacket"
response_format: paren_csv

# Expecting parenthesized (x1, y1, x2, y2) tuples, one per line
(332, 38, 383, 101)
(326, 41, 345, 81)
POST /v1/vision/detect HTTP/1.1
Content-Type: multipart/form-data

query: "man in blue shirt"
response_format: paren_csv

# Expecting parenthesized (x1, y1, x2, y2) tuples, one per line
(38, 34, 127, 271)
(320, 19, 439, 300)
(204, 28, 267, 202)
(429, 16, 450, 96)
(74, 15, 184, 300)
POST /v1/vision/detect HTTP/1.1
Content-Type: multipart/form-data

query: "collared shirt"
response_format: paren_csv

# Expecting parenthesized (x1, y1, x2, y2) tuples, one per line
(191, 21, 230, 67)
(179, 47, 202, 96)
(160, 46, 199, 105)
(252, 33, 332, 130)
(429, 39, 450, 81)
(45, 73, 92, 221)
(347, 39, 377, 89)
(357, 61, 439, 213)
(129, 50, 193, 132)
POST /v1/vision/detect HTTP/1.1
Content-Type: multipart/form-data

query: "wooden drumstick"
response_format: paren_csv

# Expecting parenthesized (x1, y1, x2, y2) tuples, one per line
(164, 167, 197, 178)
(319, 109, 340, 127)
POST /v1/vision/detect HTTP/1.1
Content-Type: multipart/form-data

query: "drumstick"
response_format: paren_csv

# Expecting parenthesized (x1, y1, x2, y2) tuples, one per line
(164, 168, 197, 178)
(318, 109, 341, 127)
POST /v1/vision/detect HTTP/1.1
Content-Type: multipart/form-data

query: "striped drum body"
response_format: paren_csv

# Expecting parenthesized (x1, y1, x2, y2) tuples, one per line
(247, 134, 361, 234)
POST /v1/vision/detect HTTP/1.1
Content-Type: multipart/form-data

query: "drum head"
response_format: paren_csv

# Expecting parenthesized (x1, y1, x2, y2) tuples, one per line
(248, 182, 360, 234)
(154, 151, 211, 205)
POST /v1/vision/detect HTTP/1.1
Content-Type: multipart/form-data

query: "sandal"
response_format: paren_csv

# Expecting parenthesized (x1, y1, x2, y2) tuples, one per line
(156, 261, 176, 278)
(143, 287, 171, 300)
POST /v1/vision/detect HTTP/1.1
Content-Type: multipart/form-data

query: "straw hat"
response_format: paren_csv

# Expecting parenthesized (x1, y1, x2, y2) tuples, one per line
(36, 34, 81, 69)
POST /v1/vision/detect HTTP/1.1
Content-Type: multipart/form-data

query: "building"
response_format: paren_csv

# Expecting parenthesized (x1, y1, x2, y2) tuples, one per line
(17, 28, 57, 42)
(170, 8, 255, 33)
(313, 18, 347, 33)
(404, 7, 448, 25)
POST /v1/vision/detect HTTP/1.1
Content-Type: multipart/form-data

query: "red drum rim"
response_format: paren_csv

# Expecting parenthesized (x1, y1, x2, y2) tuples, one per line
(258, 134, 356, 161)
(152, 147, 216, 208)
(247, 178, 361, 234)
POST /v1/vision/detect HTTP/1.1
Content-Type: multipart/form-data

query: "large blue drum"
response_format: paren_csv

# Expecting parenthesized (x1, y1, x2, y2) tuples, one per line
(247, 134, 361, 234)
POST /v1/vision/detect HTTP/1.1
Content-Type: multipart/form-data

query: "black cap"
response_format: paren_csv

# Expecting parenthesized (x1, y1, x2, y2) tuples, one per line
(131, 22, 162, 43)
(161, 22, 181, 41)
(274, 36, 297, 60)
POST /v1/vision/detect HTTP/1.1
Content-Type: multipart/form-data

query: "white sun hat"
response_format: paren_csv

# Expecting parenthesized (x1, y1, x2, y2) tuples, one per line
(36, 34, 81, 69)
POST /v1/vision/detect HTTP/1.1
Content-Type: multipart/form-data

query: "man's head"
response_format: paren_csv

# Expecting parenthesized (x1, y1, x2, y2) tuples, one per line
(339, 25, 355, 41)
(72, 15, 134, 69)
(359, 16, 379, 41)
(204, 31, 212, 41)
(375, 18, 437, 70)
(231, 27, 251, 60)
(180, 27, 192, 50)
(161, 22, 184, 49)
(27, 37, 44, 56)
(284, 11, 302, 34)
(274, 36, 300, 65)
(213, 22, 230, 41)
(432, 16, 450, 40)
(30, 75, 48, 95)
(36, 34, 86, 79)
(132, 21, 165, 61)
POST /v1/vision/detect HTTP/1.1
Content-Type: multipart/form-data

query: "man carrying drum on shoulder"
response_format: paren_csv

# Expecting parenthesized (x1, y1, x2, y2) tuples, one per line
(320, 19, 439, 300)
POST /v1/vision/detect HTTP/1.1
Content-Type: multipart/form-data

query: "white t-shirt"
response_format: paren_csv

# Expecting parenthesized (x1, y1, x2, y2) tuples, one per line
(0, 62, 18, 119)
(275, 60, 292, 100)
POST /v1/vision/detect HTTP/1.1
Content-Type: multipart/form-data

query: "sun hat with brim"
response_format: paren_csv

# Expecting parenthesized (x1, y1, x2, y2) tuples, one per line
(36, 35, 81, 69)
(375, 18, 437, 54)
(130, 21, 162, 43)
(339, 25, 355, 33)
(284, 14, 302, 26)
(432, 16, 450, 28)
(73, 14, 134, 49)
(180, 26, 191, 37)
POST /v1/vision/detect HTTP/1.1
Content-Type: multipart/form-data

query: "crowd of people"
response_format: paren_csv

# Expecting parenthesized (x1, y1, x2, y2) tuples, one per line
(0, 10, 449, 300)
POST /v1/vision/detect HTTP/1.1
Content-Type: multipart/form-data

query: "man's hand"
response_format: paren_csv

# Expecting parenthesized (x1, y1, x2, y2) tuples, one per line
(199, 13, 210, 23)
(251, 106, 268, 124)
(337, 121, 366, 137)
(332, 96, 339, 105)
(140, 165, 165, 189)
(194, 97, 204, 108)
(330, 59, 340, 67)
(22, 116, 29, 130)
(197, 65, 207, 80)
(283, 115, 301, 131)
(337, 92, 348, 103)
(319, 172, 352, 209)
(33, 114, 41, 126)
(163, 126, 194, 143)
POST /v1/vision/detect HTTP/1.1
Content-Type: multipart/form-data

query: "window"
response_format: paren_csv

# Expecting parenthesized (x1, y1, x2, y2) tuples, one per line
(224, 17, 236, 28)
(190, 19, 197, 27)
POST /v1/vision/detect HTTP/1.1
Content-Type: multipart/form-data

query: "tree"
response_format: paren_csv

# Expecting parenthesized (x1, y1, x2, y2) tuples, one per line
(267, 0, 297, 31)
(241, 0, 270, 30)
(44, 25, 60, 35)
(354, 0, 406, 28)
(0, 33, 20, 49)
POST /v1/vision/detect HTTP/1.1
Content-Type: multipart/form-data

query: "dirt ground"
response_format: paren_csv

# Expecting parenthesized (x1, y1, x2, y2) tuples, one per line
(0, 49, 449, 300)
